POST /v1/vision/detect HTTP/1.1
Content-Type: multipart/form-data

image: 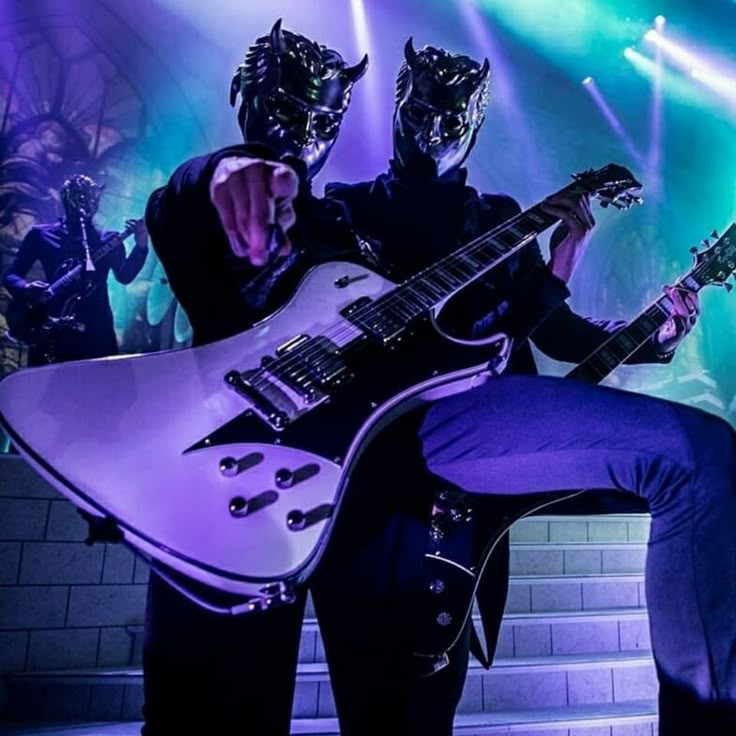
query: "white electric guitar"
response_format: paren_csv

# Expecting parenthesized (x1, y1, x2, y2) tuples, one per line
(0, 164, 642, 612)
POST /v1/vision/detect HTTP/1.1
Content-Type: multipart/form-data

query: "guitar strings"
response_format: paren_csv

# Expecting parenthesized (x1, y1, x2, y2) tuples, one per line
(242, 201, 560, 395)
(241, 178, 645, 398)
(568, 242, 732, 382)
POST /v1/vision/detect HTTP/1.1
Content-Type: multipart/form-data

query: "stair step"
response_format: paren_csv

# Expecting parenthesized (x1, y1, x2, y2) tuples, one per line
(8, 649, 656, 682)
(0, 702, 658, 735)
(115, 603, 651, 670)
(301, 572, 647, 616)
(5, 649, 657, 722)
(508, 543, 647, 578)
(297, 606, 651, 663)
(510, 515, 650, 546)
(507, 572, 646, 614)
(299, 572, 647, 623)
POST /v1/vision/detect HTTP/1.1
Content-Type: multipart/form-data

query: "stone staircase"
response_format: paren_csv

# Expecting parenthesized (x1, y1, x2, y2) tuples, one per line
(1, 467, 659, 736)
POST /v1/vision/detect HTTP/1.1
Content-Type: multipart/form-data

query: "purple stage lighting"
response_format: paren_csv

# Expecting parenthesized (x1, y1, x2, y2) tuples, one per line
(582, 77, 644, 168)
(349, 0, 382, 161)
(455, 0, 553, 195)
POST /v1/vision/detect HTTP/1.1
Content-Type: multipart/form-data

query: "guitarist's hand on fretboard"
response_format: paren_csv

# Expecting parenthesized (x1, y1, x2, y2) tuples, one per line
(656, 284, 701, 354)
(541, 191, 597, 284)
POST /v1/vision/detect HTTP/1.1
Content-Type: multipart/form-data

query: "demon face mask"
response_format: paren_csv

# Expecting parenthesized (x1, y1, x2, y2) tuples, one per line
(230, 19, 368, 179)
(60, 174, 103, 220)
(394, 40, 490, 177)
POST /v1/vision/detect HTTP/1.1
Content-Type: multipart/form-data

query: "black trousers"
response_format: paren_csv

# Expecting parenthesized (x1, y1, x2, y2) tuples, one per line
(141, 485, 472, 736)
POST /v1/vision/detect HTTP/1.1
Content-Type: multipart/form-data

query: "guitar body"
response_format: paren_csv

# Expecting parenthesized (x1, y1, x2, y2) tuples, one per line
(0, 166, 649, 610)
(6, 268, 87, 342)
(0, 261, 508, 602)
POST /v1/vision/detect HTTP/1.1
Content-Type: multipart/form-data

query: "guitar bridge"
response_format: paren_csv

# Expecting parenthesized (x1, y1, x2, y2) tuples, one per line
(224, 371, 291, 430)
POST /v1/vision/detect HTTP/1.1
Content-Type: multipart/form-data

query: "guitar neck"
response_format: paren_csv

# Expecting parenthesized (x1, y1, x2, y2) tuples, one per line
(49, 224, 136, 294)
(348, 198, 563, 337)
(409, 201, 559, 306)
(566, 272, 703, 385)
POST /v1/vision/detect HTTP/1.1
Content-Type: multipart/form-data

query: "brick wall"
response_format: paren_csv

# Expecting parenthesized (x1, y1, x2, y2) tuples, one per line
(0, 455, 148, 714)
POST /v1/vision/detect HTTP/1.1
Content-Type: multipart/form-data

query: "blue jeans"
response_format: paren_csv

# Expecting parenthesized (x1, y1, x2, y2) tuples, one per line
(420, 374, 736, 733)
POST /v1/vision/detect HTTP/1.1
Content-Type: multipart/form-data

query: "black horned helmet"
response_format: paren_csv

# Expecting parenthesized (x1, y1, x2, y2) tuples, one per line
(394, 38, 490, 176)
(60, 174, 104, 219)
(230, 19, 368, 179)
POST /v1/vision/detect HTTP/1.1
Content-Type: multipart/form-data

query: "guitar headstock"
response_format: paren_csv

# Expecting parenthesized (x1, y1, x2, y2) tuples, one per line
(688, 223, 736, 292)
(572, 164, 643, 210)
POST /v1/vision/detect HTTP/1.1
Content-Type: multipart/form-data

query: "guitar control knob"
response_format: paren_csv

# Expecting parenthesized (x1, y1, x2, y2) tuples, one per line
(275, 468, 294, 489)
(286, 510, 306, 531)
(220, 457, 239, 477)
(229, 496, 249, 518)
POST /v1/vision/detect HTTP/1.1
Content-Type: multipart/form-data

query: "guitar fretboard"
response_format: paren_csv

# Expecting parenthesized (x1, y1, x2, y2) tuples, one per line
(566, 273, 703, 385)
(50, 226, 136, 295)
(347, 203, 560, 336)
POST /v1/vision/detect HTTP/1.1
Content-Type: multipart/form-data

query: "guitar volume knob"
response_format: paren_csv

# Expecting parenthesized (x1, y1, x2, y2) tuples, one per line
(286, 510, 306, 531)
(229, 496, 249, 517)
(220, 457, 238, 477)
(275, 468, 294, 489)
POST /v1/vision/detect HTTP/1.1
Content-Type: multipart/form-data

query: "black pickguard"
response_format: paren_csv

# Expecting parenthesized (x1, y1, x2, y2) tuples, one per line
(188, 318, 504, 467)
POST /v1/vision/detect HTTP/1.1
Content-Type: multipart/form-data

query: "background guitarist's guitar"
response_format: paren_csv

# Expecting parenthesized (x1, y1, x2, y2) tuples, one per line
(0, 164, 641, 612)
(6, 219, 139, 360)
(413, 223, 736, 665)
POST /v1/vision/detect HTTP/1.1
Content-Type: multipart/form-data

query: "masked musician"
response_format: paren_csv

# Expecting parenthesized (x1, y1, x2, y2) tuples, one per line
(144, 21, 374, 735)
(319, 41, 733, 736)
(153, 22, 734, 734)
(3, 174, 148, 365)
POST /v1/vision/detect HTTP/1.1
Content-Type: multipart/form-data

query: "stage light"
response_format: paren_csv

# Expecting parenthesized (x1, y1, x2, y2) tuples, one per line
(348, 0, 383, 159)
(350, 0, 370, 55)
(624, 43, 711, 110)
(654, 15, 666, 28)
(456, 0, 554, 192)
(624, 46, 658, 77)
(691, 68, 736, 100)
(643, 29, 703, 72)
(582, 77, 644, 168)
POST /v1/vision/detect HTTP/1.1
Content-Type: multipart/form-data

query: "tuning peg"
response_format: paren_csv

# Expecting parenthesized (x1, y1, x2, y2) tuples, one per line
(724, 283, 733, 293)
(689, 246, 699, 254)
(702, 239, 711, 248)
(711, 230, 720, 239)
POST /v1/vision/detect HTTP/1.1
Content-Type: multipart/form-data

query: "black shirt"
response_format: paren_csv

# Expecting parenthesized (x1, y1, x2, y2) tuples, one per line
(145, 144, 360, 347)
(325, 158, 666, 371)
